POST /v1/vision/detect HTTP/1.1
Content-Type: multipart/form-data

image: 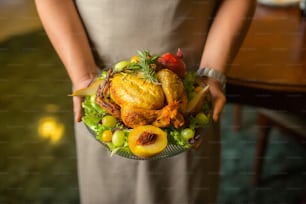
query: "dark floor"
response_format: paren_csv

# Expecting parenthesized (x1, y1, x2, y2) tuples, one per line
(0, 29, 305, 204)
(220, 105, 306, 204)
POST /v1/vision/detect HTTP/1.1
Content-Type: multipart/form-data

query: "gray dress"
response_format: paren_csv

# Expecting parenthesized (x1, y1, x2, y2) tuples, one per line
(74, 0, 221, 203)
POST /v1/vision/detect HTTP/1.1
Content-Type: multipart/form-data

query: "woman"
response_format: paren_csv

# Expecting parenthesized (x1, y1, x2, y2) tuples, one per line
(35, 0, 256, 203)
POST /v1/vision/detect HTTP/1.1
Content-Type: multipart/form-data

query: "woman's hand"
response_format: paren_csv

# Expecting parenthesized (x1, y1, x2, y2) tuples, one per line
(198, 0, 256, 122)
(204, 77, 226, 122)
(73, 77, 96, 122)
(35, 0, 100, 122)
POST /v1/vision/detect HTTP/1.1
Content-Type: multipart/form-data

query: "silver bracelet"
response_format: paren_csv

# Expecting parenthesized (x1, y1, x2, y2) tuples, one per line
(196, 67, 227, 91)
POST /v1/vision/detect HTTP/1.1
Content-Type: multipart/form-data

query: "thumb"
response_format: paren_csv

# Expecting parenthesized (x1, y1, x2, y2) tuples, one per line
(212, 94, 226, 122)
(73, 96, 83, 122)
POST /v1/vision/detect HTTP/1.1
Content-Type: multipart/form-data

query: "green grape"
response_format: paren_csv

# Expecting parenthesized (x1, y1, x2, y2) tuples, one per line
(112, 130, 125, 147)
(195, 112, 209, 125)
(114, 60, 130, 72)
(102, 115, 117, 128)
(181, 128, 195, 141)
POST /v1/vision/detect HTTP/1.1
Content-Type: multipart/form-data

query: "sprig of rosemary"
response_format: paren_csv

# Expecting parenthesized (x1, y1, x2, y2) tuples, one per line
(136, 50, 159, 83)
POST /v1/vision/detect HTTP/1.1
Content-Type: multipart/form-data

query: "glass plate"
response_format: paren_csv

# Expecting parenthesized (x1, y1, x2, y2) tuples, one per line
(86, 119, 212, 160)
(86, 125, 194, 160)
(84, 77, 213, 160)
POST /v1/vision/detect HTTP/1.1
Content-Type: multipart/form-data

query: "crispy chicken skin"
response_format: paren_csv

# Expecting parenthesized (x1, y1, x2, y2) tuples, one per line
(96, 69, 187, 128)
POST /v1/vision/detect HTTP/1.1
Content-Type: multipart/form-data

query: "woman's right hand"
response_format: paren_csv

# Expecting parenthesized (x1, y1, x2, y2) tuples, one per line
(73, 77, 97, 122)
(35, 0, 100, 122)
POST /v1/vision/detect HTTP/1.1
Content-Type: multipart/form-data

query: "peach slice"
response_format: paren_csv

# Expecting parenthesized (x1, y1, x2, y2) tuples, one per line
(128, 125, 168, 158)
(185, 85, 209, 114)
(70, 79, 104, 96)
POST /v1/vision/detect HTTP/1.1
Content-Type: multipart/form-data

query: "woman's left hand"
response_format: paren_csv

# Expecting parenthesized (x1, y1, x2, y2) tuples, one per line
(204, 77, 226, 122)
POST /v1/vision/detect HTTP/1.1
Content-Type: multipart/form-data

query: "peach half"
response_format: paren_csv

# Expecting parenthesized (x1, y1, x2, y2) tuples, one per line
(128, 125, 168, 158)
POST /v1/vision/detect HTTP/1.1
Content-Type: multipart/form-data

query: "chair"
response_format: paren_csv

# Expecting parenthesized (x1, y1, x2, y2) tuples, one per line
(253, 108, 306, 185)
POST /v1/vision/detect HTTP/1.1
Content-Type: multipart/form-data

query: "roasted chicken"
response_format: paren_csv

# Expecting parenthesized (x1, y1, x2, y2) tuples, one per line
(96, 68, 187, 128)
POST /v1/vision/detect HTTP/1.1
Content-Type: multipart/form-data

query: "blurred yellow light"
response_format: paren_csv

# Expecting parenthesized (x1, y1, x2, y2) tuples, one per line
(38, 117, 64, 144)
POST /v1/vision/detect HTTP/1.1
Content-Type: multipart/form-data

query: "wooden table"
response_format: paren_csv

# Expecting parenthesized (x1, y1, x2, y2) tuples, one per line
(226, 4, 306, 116)
(226, 4, 306, 188)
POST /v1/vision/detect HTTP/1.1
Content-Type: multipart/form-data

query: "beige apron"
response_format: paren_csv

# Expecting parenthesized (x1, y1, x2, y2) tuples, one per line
(74, 1, 220, 203)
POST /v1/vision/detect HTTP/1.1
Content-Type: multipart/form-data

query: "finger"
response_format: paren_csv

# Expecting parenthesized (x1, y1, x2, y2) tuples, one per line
(212, 94, 226, 122)
(73, 96, 83, 122)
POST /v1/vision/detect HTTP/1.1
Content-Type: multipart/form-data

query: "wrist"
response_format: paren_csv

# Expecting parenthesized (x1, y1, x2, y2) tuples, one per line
(196, 67, 226, 91)
(72, 72, 98, 90)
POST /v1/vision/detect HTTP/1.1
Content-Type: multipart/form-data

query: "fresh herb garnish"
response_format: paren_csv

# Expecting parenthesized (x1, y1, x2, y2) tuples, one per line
(136, 50, 160, 83)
